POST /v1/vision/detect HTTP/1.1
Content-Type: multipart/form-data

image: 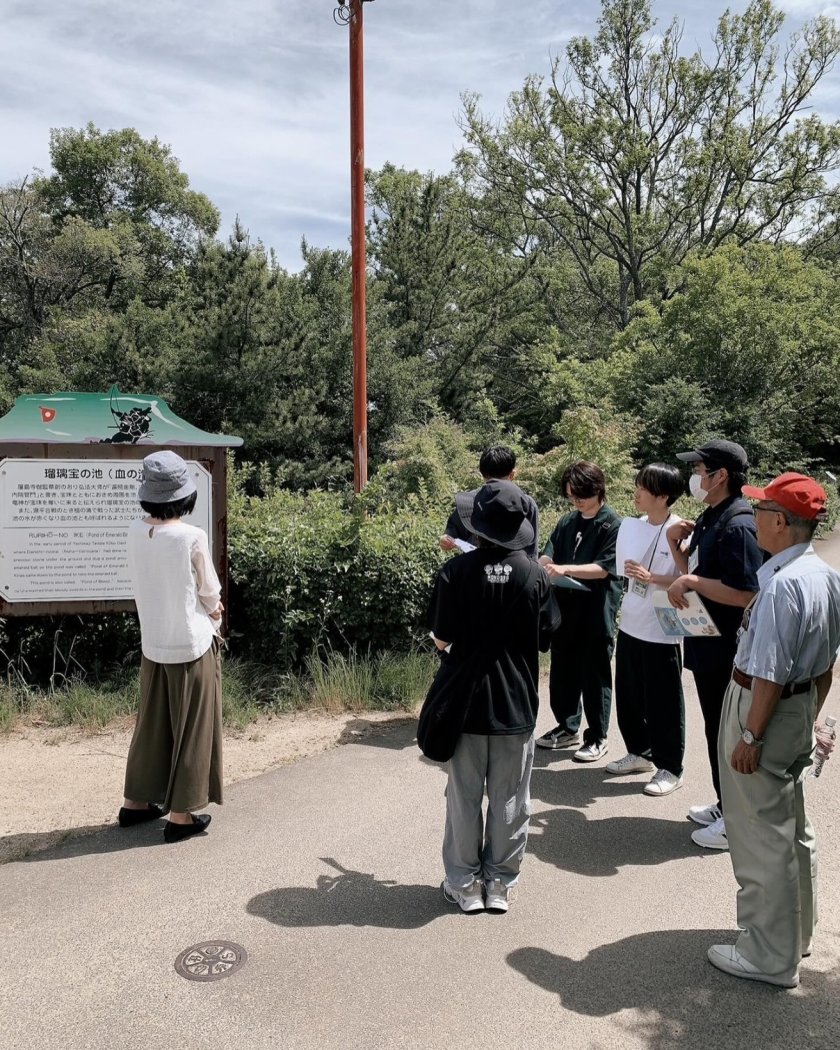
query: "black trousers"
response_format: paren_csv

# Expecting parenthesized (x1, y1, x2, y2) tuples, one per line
(614, 631, 685, 776)
(691, 662, 734, 810)
(548, 625, 614, 745)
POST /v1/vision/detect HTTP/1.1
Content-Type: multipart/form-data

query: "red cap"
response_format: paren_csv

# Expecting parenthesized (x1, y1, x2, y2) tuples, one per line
(742, 472, 827, 520)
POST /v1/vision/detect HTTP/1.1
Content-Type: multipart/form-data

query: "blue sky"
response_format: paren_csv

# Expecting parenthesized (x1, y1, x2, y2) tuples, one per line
(2, 0, 838, 270)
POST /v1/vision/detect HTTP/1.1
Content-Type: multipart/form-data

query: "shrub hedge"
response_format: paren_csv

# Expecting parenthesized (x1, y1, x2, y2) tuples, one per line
(227, 490, 446, 667)
(3, 413, 837, 686)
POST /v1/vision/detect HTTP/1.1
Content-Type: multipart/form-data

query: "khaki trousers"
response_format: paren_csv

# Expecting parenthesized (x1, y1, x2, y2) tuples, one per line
(124, 640, 223, 813)
(718, 679, 817, 978)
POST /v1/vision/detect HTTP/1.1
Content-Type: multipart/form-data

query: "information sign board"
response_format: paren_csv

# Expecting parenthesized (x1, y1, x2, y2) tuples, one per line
(0, 458, 212, 602)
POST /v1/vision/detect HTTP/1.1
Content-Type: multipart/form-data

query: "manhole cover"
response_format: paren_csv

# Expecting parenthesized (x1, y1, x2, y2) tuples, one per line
(174, 941, 248, 982)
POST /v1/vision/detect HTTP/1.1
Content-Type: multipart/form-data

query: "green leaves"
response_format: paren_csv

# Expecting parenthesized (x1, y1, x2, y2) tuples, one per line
(227, 486, 445, 669)
(612, 243, 840, 469)
(460, 0, 840, 328)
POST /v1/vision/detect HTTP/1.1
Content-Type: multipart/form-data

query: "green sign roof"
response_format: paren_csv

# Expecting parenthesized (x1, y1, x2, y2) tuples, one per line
(0, 389, 243, 447)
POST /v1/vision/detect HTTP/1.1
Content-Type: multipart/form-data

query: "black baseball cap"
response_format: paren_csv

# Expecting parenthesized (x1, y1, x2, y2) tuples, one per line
(461, 480, 534, 551)
(676, 440, 749, 473)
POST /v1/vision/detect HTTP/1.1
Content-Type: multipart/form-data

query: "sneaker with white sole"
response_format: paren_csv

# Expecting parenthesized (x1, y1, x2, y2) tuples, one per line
(484, 879, 511, 912)
(643, 769, 684, 796)
(688, 801, 722, 826)
(691, 815, 728, 850)
(573, 740, 609, 763)
(707, 944, 798, 988)
(605, 753, 655, 775)
(536, 726, 581, 750)
(443, 878, 485, 913)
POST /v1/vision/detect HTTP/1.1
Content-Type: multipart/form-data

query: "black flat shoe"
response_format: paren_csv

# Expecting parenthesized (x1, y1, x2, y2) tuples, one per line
(118, 804, 164, 827)
(163, 814, 211, 844)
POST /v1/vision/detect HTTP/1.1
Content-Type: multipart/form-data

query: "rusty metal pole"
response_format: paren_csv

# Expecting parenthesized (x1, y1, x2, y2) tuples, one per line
(349, 0, 368, 492)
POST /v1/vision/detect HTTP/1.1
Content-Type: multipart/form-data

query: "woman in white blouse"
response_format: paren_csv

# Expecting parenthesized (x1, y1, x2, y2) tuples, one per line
(117, 451, 224, 844)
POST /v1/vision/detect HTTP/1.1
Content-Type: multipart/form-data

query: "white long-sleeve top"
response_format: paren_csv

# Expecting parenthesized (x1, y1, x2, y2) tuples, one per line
(127, 518, 222, 664)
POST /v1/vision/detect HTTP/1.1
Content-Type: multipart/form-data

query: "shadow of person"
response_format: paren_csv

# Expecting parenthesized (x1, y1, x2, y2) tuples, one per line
(336, 717, 419, 750)
(508, 931, 840, 1050)
(527, 808, 702, 876)
(530, 764, 651, 808)
(5, 819, 166, 864)
(247, 857, 448, 930)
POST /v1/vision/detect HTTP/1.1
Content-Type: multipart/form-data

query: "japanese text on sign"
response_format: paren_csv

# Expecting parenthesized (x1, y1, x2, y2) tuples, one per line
(0, 458, 212, 602)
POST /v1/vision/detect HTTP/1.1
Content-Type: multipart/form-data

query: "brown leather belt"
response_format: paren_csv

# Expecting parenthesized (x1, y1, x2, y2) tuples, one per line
(732, 667, 812, 698)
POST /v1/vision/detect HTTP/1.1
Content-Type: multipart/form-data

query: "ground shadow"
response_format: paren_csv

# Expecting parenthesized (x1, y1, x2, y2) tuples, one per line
(247, 857, 449, 930)
(527, 807, 706, 876)
(530, 763, 655, 809)
(4, 818, 168, 864)
(337, 716, 418, 750)
(508, 929, 840, 1050)
(532, 744, 582, 769)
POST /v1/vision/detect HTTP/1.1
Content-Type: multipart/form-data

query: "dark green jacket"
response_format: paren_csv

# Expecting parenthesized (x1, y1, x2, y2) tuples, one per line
(543, 504, 622, 637)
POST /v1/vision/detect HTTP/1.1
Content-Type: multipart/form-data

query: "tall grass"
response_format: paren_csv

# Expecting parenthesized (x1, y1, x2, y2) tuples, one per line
(0, 648, 437, 734)
(0, 673, 139, 732)
(305, 647, 436, 713)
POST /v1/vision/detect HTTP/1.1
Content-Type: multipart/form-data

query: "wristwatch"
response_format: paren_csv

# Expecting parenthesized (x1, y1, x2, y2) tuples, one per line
(741, 729, 763, 747)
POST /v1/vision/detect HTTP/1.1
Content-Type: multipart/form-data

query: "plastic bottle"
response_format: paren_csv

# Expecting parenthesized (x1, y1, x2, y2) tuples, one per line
(809, 715, 837, 779)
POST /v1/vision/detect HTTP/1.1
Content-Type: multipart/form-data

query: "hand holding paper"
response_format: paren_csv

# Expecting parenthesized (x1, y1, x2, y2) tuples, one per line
(652, 590, 720, 638)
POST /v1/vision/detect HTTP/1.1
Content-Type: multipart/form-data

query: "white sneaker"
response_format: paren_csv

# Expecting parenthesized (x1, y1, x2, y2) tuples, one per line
(443, 878, 485, 913)
(691, 815, 728, 850)
(643, 769, 684, 796)
(484, 879, 511, 913)
(605, 753, 655, 775)
(688, 801, 722, 826)
(573, 740, 609, 763)
(707, 944, 798, 988)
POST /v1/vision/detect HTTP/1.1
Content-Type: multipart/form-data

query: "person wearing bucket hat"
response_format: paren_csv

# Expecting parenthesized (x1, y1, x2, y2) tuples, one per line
(707, 472, 840, 987)
(137, 450, 198, 503)
(666, 438, 763, 851)
(119, 451, 224, 844)
(440, 446, 539, 558)
(427, 479, 561, 912)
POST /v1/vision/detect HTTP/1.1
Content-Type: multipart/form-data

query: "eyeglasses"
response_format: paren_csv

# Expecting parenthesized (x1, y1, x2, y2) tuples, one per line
(753, 504, 789, 521)
(692, 467, 720, 477)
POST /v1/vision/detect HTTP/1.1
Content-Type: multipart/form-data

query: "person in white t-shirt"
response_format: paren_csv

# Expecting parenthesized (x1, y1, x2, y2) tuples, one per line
(606, 463, 686, 796)
(117, 451, 224, 844)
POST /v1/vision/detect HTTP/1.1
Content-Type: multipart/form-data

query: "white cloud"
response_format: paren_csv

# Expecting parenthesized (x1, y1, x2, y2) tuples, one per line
(1, 0, 838, 269)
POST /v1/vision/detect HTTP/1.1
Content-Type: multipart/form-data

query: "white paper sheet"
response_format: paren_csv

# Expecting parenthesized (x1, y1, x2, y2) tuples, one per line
(652, 590, 721, 638)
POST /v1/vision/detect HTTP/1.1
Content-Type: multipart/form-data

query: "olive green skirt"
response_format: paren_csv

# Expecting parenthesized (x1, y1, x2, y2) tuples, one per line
(123, 639, 223, 813)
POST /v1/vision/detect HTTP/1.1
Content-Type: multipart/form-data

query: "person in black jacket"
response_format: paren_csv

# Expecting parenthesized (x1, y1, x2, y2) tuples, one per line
(428, 480, 560, 913)
(667, 440, 762, 852)
(537, 461, 622, 763)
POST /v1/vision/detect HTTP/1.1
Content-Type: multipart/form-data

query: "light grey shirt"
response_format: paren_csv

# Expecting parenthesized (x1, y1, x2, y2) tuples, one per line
(735, 543, 840, 685)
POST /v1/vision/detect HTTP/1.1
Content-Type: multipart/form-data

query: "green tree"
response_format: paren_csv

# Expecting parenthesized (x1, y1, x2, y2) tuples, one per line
(611, 243, 840, 469)
(459, 0, 840, 328)
(36, 123, 218, 306)
(367, 163, 545, 425)
(1, 125, 219, 405)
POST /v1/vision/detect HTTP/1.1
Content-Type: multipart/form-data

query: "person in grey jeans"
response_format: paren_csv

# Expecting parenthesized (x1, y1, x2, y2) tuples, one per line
(428, 480, 560, 912)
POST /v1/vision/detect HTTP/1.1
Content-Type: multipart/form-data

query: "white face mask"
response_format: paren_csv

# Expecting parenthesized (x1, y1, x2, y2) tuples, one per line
(689, 472, 709, 503)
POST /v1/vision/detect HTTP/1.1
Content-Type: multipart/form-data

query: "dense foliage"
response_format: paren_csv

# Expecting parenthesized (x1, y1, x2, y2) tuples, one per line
(3, 2, 839, 487)
(2, 0, 840, 680)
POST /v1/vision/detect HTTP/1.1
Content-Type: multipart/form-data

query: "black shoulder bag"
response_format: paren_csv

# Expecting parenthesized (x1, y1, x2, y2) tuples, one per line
(417, 561, 541, 763)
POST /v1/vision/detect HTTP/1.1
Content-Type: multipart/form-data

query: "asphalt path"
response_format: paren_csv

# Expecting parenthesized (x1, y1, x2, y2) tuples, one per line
(3, 534, 840, 1050)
